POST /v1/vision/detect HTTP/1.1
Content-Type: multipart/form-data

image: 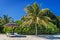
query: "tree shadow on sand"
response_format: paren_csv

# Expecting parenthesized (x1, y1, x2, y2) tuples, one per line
(38, 35, 60, 40)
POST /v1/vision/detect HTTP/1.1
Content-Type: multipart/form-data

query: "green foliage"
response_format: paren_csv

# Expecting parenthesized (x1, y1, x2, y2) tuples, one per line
(3, 23, 59, 35)
(0, 15, 13, 33)
(15, 26, 35, 35)
(0, 25, 4, 33)
(4, 27, 12, 33)
(57, 16, 60, 29)
(46, 22, 59, 34)
(15, 20, 22, 25)
(0, 17, 4, 33)
(37, 22, 59, 34)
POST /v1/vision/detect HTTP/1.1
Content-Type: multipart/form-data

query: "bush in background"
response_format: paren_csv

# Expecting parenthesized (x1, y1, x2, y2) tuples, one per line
(15, 26, 35, 35)
(4, 27, 12, 33)
(3, 22, 59, 35)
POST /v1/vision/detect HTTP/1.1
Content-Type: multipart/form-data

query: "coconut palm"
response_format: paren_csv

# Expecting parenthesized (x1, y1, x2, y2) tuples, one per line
(0, 17, 4, 33)
(3, 15, 9, 24)
(21, 3, 51, 35)
(3, 15, 13, 24)
(0, 17, 2, 23)
(0, 17, 4, 25)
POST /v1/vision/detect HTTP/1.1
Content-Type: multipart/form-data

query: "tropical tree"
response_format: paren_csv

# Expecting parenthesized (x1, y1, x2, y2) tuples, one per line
(56, 16, 60, 29)
(21, 3, 51, 35)
(3, 15, 13, 24)
(45, 10, 59, 29)
(0, 17, 4, 33)
(0, 17, 2, 23)
(15, 20, 23, 26)
(3, 15, 14, 33)
(3, 15, 9, 24)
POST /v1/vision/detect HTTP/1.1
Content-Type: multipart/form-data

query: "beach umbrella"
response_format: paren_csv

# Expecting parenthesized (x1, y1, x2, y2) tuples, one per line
(4, 22, 19, 35)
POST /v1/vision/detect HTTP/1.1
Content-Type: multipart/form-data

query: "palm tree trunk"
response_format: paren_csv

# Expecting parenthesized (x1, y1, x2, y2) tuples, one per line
(35, 17, 38, 36)
(35, 23, 37, 36)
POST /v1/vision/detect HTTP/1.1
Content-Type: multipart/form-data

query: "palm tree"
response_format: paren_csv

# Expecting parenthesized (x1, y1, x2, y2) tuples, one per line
(0, 17, 4, 25)
(0, 17, 4, 33)
(3, 15, 13, 24)
(3, 15, 9, 24)
(0, 17, 2, 23)
(21, 3, 51, 35)
(8, 17, 14, 22)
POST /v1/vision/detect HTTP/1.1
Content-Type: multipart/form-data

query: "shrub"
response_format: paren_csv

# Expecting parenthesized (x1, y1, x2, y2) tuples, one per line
(4, 27, 12, 33)
(15, 26, 35, 35)
(37, 22, 59, 35)
(3, 22, 59, 35)
(44, 22, 59, 34)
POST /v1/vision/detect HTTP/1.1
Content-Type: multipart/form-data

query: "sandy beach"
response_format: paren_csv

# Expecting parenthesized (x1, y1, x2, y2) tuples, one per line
(0, 34, 46, 40)
(0, 34, 60, 40)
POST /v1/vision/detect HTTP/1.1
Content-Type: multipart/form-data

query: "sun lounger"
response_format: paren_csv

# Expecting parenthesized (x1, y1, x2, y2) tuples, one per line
(7, 33, 26, 37)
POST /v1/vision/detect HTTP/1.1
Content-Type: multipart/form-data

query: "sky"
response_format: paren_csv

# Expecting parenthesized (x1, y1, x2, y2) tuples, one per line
(0, 0, 60, 21)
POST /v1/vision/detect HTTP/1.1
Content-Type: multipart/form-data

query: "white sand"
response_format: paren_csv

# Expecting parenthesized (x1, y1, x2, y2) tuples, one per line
(0, 34, 60, 40)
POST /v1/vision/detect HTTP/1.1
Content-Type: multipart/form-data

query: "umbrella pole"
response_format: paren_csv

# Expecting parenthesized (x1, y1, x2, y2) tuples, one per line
(12, 26, 14, 35)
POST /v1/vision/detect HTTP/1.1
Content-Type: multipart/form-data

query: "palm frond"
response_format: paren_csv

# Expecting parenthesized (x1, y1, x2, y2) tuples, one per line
(32, 3, 39, 16)
(25, 5, 33, 14)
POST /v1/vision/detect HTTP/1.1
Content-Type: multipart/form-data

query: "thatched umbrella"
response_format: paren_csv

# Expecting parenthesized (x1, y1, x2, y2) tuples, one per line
(4, 22, 19, 35)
